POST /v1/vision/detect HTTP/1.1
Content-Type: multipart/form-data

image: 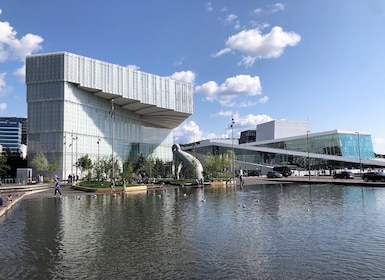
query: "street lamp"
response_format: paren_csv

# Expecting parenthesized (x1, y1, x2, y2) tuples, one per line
(110, 99, 115, 182)
(231, 117, 235, 184)
(307, 131, 311, 181)
(63, 134, 66, 182)
(355, 132, 362, 175)
(97, 137, 100, 164)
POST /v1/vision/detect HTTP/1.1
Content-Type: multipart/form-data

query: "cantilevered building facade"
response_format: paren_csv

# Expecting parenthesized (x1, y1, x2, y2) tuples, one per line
(26, 52, 193, 179)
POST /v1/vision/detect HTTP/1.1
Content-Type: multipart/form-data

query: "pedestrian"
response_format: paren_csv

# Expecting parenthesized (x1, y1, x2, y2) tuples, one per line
(54, 179, 62, 197)
(110, 178, 115, 193)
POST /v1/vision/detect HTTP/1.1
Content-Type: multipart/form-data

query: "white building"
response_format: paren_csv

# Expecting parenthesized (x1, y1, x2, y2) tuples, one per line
(26, 52, 193, 179)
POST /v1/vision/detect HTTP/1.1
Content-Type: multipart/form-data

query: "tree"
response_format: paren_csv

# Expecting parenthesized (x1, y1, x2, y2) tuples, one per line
(31, 153, 49, 173)
(77, 154, 93, 178)
(0, 154, 10, 178)
(133, 154, 146, 173)
(122, 156, 133, 181)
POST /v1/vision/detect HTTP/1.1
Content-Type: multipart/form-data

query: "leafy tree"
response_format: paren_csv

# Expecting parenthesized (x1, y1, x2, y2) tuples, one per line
(122, 156, 133, 181)
(31, 153, 49, 173)
(4, 149, 27, 178)
(0, 154, 10, 178)
(133, 154, 146, 173)
(153, 158, 165, 178)
(49, 159, 59, 174)
(77, 154, 93, 177)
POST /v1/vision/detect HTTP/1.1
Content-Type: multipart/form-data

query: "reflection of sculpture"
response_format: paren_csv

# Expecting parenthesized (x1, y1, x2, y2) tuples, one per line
(172, 144, 204, 180)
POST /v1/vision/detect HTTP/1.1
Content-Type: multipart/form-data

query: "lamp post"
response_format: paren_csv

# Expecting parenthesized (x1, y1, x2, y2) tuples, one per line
(231, 117, 235, 184)
(75, 134, 78, 180)
(110, 99, 115, 181)
(355, 132, 362, 175)
(97, 137, 100, 164)
(63, 134, 66, 182)
(70, 132, 74, 183)
(307, 131, 310, 181)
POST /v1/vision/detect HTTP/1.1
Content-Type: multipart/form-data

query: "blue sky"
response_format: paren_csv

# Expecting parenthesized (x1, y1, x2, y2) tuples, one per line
(1, 0, 385, 153)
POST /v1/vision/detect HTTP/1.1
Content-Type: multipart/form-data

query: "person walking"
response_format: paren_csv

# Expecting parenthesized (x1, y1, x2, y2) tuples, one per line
(54, 179, 62, 197)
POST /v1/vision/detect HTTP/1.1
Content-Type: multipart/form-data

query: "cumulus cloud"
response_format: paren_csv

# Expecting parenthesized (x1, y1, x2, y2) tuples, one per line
(170, 70, 196, 84)
(173, 120, 203, 144)
(373, 137, 385, 154)
(214, 26, 301, 67)
(173, 113, 274, 143)
(225, 113, 273, 137)
(0, 20, 43, 62)
(195, 74, 262, 106)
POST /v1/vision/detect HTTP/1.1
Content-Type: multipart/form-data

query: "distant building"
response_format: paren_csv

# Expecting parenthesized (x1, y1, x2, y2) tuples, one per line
(181, 120, 385, 173)
(0, 121, 23, 153)
(26, 52, 193, 179)
(0, 117, 27, 145)
(239, 130, 256, 144)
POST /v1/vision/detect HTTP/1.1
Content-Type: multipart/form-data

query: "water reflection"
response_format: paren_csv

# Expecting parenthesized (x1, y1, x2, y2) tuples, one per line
(1, 184, 385, 279)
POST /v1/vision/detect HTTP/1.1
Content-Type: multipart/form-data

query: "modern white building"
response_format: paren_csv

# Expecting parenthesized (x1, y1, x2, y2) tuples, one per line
(26, 52, 193, 179)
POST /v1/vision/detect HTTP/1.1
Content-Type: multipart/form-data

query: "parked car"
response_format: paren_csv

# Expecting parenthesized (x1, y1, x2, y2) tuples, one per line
(333, 171, 355, 179)
(267, 171, 283, 178)
(362, 171, 385, 182)
(273, 166, 292, 177)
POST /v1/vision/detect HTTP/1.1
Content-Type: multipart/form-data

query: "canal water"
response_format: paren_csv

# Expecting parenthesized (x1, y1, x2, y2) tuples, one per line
(1, 183, 385, 279)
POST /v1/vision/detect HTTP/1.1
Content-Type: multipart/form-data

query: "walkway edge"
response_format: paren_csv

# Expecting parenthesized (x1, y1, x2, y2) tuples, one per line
(0, 189, 48, 218)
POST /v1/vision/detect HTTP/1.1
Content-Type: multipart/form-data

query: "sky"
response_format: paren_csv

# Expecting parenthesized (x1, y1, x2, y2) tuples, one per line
(1, 0, 385, 153)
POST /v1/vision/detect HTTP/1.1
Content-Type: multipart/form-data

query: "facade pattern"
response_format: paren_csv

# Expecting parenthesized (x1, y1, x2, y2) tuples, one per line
(26, 52, 193, 179)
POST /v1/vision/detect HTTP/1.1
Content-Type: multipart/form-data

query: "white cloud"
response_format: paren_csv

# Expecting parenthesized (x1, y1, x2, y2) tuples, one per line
(127, 64, 140, 70)
(0, 20, 43, 62)
(205, 2, 213, 12)
(170, 70, 196, 84)
(269, 3, 285, 13)
(14, 64, 25, 81)
(215, 26, 301, 67)
(0, 102, 6, 114)
(253, 3, 285, 15)
(195, 74, 262, 106)
(173, 120, 203, 144)
(173, 113, 274, 143)
(259, 96, 269, 104)
(373, 137, 385, 154)
(225, 14, 238, 24)
(0, 72, 12, 96)
(226, 113, 273, 137)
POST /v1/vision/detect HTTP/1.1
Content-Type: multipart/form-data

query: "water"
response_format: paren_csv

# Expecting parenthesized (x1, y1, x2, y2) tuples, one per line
(1, 183, 385, 279)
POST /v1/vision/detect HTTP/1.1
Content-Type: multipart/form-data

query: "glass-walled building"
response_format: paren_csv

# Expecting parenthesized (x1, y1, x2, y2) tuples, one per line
(181, 122, 385, 174)
(26, 52, 193, 179)
(0, 121, 22, 153)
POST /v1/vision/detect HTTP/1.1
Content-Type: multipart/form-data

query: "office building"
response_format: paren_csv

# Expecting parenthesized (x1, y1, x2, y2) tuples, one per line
(0, 121, 23, 153)
(26, 52, 193, 179)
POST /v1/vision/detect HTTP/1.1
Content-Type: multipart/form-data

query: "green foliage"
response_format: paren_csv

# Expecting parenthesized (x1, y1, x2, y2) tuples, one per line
(133, 154, 146, 173)
(77, 154, 93, 173)
(122, 156, 133, 181)
(31, 153, 49, 172)
(49, 159, 58, 173)
(0, 154, 10, 178)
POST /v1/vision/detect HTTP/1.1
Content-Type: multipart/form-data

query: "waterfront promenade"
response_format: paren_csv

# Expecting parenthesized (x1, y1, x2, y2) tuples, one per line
(1, 176, 384, 218)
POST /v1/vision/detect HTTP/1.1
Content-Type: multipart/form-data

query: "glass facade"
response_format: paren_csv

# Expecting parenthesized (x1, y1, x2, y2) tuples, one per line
(0, 121, 22, 152)
(184, 130, 378, 172)
(26, 52, 193, 179)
